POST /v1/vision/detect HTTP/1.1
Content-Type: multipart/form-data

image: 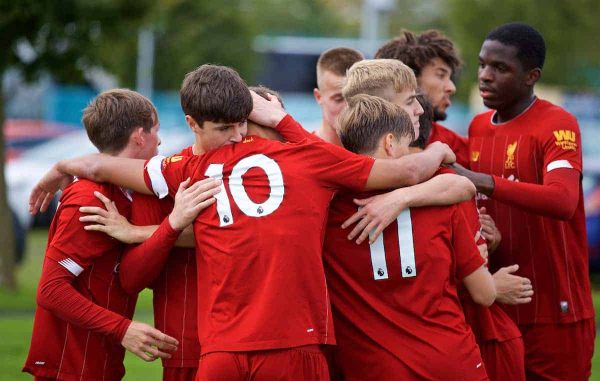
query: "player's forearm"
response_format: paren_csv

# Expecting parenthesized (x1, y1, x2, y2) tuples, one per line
(37, 258, 131, 343)
(125, 224, 159, 244)
(463, 266, 496, 307)
(119, 217, 182, 294)
(57, 154, 152, 195)
(401, 174, 475, 207)
(492, 169, 579, 220)
(365, 149, 443, 190)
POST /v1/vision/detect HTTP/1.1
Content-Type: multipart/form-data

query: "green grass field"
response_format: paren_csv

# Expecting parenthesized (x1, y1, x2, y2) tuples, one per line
(2, 229, 600, 380)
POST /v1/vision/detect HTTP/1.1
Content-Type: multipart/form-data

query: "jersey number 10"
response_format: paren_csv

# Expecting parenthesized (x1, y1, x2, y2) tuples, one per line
(205, 154, 285, 227)
(368, 209, 417, 280)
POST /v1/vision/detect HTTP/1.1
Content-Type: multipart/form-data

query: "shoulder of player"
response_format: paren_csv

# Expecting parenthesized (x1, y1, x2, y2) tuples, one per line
(61, 179, 116, 205)
(534, 99, 578, 126)
(410, 203, 457, 219)
(468, 110, 495, 131)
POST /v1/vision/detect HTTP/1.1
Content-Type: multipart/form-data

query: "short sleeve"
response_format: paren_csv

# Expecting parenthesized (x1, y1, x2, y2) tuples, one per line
(303, 141, 375, 192)
(540, 111, 582, 174)
(144, 154, 196, 198)
(452, 206, 485, 280)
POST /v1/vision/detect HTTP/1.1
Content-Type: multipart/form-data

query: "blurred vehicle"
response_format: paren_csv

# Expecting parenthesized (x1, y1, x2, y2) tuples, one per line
(4, 119, 78, 161)
(5, 129, 194, 262)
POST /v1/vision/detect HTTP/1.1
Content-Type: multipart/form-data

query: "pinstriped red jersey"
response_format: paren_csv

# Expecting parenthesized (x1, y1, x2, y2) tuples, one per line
(468, 98, 594, 324)
(128, 145, 200, 368)
(324, 192, 487, 381)
(144, 136, 374, 354)
(24, 180, 135, 381)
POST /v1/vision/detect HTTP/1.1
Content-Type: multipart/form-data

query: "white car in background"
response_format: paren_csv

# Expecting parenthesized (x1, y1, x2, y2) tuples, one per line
(6, 129, 194, 232)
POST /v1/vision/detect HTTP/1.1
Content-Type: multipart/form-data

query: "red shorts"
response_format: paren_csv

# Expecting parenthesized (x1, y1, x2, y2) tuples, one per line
(163, 366, 198, 381)
(479, 337, 525, 381)
(196, 345, 329, 381)
(520, 318, 595, 381)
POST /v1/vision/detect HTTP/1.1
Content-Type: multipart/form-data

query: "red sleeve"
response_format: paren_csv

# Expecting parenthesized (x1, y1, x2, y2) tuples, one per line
(276, 114, 322, 143)
(452, 206, 485, 280)
(457, 199, 482, 237)
(144, 155, 195, 199)
(119, 195, 181, 294)
(47, 203, 119, 271)
(492, 168, 580, 220)
(303, 140, 375, 192)
(37, 255, 131, 344)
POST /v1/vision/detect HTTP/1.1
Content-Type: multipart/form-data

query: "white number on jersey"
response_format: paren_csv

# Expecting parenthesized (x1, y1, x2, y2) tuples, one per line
(368, 209, 416, 280)
(205, 154, 285, 227)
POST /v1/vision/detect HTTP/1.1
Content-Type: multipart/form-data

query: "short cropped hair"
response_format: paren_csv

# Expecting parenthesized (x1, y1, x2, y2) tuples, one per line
(249, 85, 285, 109)
(180, 64, 252, 127)
(485, 22, 546, 70)
(342, 59, 417, 100)
(316, 47, 364, 86)
(82, 89, 156, 154)
(338, 94, 414, 155)
(410, 94, 434, 149)
(375, 30, 461, 77)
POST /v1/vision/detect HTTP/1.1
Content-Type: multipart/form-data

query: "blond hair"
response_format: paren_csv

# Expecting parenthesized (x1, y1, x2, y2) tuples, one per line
(338, 94, 414, 155)
(342, 59, 417, 100)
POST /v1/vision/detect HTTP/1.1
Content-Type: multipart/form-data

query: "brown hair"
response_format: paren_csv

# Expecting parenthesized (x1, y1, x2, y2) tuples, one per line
(249, 85, 285, 109)
(180, 64, 252, 127)
(375, 30, 461, 77)
(342, 59, 417, 100)
(82, 89, 156, 154)
(338, 94, 414, 155)
(316, 47, 364, 86)
(410, 94, 434, 149)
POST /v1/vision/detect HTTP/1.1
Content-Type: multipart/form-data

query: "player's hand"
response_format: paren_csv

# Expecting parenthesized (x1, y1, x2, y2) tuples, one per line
(493, 265, 533, 305)
(427, 141, 456, 165)
(479, 207, 501, 253)
(121, 321, 178, 362)
(248, 90, 287, 128)
(475, 230, 489, 265)
(29, 164, 74, 215)
(342, 189, 408, 245)
(79, 191, 138, 244)
(168, 177, 221, 230)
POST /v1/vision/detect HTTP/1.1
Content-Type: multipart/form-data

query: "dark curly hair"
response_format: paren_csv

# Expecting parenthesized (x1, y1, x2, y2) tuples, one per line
(375, 30, 461, 77)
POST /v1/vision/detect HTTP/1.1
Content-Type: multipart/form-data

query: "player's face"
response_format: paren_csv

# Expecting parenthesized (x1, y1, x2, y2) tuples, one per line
(314, 71, 347, 128)
(389, 89, 424, 140)
(139, 122, 161, 160)
(478, 40, 530, 111)
(418, 57, 456, 121)
(199, 119, 248, 152)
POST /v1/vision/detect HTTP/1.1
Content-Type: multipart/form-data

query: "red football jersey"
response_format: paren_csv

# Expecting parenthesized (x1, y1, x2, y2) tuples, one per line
(127, 145, 199, 368)
(468, 98, 594, 324)
(428, 122, 470, 167)
(144, 136, 374, 354)
(324, 192, 487, 381)
(24, 180, 135, 381)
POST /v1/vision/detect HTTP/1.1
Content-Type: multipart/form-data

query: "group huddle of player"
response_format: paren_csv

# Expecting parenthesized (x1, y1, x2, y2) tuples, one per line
(23, 21, 594, 381)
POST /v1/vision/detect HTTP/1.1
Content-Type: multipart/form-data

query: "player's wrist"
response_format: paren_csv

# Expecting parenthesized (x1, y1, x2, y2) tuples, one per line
(167, 212, 186, 231)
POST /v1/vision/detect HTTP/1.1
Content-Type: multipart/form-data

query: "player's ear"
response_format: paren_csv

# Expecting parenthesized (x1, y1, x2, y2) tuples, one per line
(132, 127, 145, 146)
(185, 115, 201, 133)
(313, 88, 322, 104)
(384, 133, 396, 157)
(524, 68, 541, 86)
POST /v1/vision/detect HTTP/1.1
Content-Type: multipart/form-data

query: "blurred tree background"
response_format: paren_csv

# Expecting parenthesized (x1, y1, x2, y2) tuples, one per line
(3, 0, 600, 289)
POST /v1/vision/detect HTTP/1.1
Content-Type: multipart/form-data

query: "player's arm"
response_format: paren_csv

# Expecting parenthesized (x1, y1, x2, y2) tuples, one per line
(365, 141, 456, 189)
(118, 179, 218, 294)
(343, 174, 475, 244)
(30, 154, 151, 214)
(249, 90, 320, 143)
(453, 207, 496, 306)
(452, 163, 579, 220)
(36, 257, 178, 361)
